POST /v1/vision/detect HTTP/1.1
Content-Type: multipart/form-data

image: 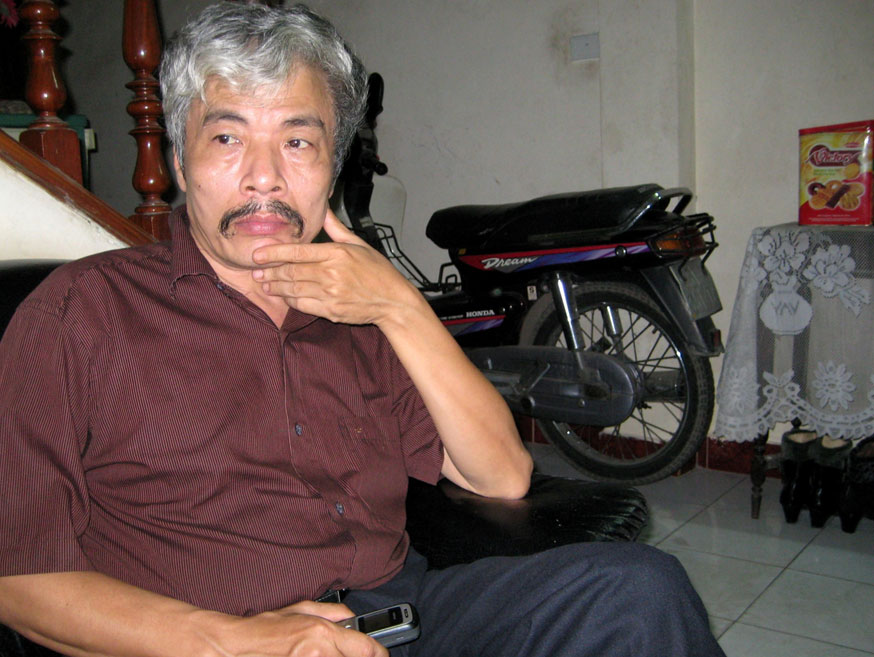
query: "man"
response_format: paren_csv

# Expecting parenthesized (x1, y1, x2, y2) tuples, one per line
(0, 3, 725, 656)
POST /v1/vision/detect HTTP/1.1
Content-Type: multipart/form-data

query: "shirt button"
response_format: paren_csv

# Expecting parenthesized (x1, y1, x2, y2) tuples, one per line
(335, 503, 345, 515)
(294, 423, 303, 436)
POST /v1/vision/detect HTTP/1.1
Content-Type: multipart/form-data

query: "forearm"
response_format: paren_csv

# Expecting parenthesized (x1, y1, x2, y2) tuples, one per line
(378, 289, 533, 499)
(0, 572, 377, 657)
(0, 571, 225, 657)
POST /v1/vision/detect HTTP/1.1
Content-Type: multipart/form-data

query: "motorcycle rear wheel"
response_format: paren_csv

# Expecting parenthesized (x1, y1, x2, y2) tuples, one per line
(525, 280, 714, 484)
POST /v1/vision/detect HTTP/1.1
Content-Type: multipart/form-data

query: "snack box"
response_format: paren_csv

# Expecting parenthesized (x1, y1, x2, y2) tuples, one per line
(799, 120, 873, 225)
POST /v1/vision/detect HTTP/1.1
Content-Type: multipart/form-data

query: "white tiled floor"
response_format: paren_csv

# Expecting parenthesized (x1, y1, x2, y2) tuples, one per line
(528, 443, 874, 657)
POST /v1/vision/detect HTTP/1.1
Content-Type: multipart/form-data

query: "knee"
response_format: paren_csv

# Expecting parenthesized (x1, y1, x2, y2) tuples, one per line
(524, 544, 714, 654)
(577, 543, 696, 601)
(621, 544, 692, 597)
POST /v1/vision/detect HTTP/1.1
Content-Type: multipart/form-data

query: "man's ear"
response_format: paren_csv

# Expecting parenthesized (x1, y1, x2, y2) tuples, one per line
(173, 151, 187, 192)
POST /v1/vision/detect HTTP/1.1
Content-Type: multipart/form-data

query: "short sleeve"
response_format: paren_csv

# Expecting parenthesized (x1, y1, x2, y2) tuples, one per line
(389, 350, 444, 485)
(0, 298, 94, 576)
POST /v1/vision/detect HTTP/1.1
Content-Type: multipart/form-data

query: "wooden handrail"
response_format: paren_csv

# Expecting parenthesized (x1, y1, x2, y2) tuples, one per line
(123, 0, 171, 241)
(18, 0, 83, 184)
(0, 130, 156, 247)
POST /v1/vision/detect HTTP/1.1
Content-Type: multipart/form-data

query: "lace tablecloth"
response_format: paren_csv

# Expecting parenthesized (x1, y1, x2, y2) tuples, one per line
(715, 223, 874, 442)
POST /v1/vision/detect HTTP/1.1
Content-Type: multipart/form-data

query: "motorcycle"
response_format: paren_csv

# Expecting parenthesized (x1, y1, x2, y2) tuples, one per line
(333, 73, 723, 484)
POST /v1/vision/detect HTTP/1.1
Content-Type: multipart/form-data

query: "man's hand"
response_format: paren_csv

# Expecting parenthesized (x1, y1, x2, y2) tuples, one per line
(251, 211, 418, 327)
(217, 600, 388, 657)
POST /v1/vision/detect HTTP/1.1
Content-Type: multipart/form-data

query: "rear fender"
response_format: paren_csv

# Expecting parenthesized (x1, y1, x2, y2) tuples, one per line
(639, 266, 722, 356)
(518, 272, 722, 356)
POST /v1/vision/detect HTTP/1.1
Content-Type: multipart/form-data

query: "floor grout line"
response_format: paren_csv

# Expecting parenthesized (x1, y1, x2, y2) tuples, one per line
(728, 619, 874, 655)
(529, 444, 874, 652)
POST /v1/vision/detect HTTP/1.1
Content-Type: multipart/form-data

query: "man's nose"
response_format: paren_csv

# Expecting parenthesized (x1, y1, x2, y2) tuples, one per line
(240, 144, 286, 196)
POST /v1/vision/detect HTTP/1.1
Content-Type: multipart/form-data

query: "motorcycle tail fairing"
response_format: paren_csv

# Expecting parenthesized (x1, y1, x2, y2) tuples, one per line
(467, 346, 643, 426)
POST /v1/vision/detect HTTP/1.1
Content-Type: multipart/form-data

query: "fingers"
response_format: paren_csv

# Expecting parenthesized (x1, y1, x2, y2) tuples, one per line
(255, 279, 327, 307)
(251, 210, 366, 266)
(335, 626, 389, 657)
(322, 210, 367, 246)
(278, 600, 355, 623)
(253, 261, 309, 287)
(248, 207, 407, 325)
(252, 603, 388, 656)
(252, 242, 326, 268)
(284, 616, 387, 657)
(276, 602, 389, 655)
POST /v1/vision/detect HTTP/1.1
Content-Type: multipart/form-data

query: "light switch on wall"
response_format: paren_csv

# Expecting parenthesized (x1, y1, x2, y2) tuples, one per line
(570, 33, 600, 61)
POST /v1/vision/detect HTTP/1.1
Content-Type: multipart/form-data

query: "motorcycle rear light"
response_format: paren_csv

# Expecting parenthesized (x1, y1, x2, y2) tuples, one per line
(653, 229, 706, 255)
(649, 213, 718, 261)
(710, 328, 723, 352)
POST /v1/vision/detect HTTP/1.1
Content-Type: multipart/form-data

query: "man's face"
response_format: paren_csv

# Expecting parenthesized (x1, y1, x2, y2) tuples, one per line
(175, 66, 336, 274)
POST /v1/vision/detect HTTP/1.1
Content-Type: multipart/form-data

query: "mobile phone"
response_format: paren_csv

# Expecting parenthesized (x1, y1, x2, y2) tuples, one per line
(336, 602, 420, 648)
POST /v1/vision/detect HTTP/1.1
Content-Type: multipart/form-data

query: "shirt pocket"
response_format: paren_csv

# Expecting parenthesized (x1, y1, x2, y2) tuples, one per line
(335, 416, 409, 529)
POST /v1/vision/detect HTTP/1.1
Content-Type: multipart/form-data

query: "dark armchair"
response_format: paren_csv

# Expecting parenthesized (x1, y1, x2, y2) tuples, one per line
(0, 259, 648, 657)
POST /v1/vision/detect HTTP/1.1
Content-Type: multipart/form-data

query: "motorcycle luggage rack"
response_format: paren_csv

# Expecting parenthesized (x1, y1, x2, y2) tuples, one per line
(373, 222, 458, 293)
(650, 186, 693, 215)
(622, 186, 694, 231)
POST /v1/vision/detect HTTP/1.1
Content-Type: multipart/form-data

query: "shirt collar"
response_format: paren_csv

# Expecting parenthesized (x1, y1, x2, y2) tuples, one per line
(170, 206, 215, 287)
(168, 205, 319, 332)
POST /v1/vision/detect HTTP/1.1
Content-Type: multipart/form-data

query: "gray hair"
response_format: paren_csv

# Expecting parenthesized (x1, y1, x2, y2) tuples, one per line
(160, 2, 368, 177)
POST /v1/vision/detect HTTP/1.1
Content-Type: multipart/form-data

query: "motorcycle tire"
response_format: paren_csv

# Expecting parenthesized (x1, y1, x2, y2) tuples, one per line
(523, 280, 714, 484)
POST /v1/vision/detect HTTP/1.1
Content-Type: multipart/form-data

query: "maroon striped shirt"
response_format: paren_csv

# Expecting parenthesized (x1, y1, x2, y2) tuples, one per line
(0, 208, 443, 615)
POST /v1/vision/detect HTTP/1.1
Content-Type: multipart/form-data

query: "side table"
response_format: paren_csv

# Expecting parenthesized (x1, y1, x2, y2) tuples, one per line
(714, 223, 874, 517)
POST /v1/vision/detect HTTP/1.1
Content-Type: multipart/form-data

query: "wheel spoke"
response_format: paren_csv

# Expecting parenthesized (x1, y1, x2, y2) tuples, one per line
(633, 407, 679, 442)
(533, 283, 712, 483)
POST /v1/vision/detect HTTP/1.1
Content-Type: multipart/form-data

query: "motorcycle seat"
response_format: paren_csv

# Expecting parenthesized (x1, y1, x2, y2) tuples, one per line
(426, 183, 666, 251)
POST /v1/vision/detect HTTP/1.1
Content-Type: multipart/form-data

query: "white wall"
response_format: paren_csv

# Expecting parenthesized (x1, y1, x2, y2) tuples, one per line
(695, 0, 874, 312)
(0, 162, 125, 259)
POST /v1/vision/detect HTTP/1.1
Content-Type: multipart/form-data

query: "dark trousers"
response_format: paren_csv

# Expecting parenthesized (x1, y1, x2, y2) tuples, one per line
(344, 542, 726, 657)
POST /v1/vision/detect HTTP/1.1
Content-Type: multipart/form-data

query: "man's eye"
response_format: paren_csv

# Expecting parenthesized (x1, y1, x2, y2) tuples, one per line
(214, 134, 239, 145)
(288, 138, 311, 149)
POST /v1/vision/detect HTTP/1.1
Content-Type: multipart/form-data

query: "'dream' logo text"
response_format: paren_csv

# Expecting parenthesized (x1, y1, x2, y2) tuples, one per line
(808, 144, 860, 167)
(481, 256, 538, 269)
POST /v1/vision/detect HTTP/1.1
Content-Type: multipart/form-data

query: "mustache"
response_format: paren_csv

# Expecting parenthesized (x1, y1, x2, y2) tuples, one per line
(219, 200, 304, 237)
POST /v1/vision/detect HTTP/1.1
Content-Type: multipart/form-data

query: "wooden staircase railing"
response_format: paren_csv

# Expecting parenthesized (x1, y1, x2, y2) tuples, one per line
(123, 0, 172, 241)
(7, 0, 173, 244)
(17, 0, 84, 185)
(7, 0, 269, 246)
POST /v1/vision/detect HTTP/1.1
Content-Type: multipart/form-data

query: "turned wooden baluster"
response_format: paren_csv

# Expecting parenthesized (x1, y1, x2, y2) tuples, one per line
(123, 0, 171, 241)
(19, 0, 83, 183)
